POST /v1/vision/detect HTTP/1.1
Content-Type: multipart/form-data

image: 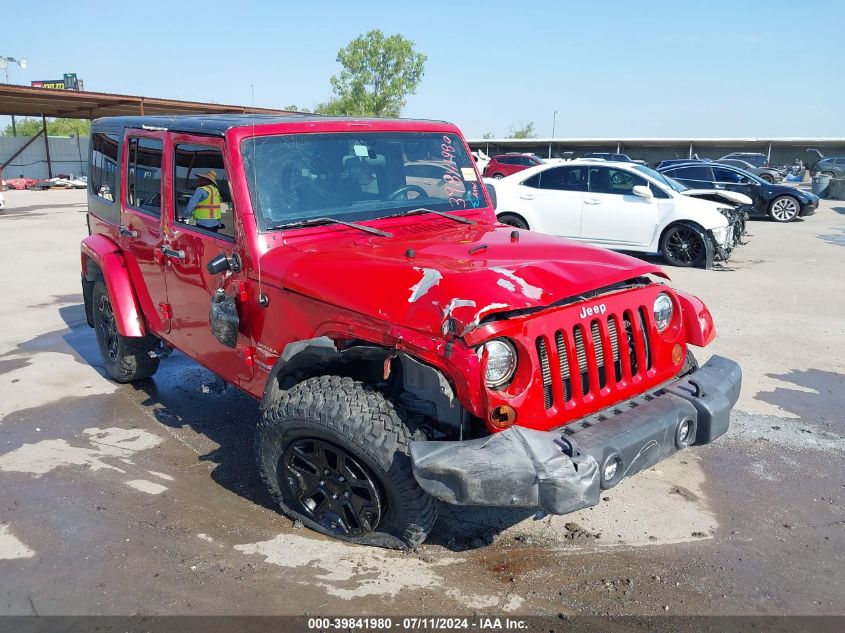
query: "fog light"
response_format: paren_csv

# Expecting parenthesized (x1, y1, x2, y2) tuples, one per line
(490, 405, 516, 430)
(601, 454, 624, 489)
(679, 420, 692, 443)
(675, 417, 697, 449)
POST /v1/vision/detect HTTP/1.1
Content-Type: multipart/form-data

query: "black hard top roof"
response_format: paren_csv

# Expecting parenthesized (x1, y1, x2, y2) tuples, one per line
(91, 114, 449, 136)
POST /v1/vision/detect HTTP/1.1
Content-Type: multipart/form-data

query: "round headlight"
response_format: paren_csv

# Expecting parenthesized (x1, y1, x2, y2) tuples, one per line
(653, 293, 673, 332)
(483, 338, 517, 389)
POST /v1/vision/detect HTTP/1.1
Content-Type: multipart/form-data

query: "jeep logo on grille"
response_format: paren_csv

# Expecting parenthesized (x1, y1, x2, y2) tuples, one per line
(579, 303, 607, 319)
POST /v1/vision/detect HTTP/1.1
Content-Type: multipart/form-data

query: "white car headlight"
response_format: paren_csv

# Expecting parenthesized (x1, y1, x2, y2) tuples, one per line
(711, 225, 728, 246)
(483, 339, 517, 389)
(653, 293, 673, 332)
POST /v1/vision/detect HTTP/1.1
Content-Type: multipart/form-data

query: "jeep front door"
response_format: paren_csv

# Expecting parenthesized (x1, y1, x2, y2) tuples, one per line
(119, 131, 170, 333)
(580, 166, 659, 247)
(162, 136, 254, 383)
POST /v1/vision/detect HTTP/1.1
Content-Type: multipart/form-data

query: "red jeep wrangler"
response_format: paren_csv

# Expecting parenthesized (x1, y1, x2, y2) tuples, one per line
(81, 115, 741, 548)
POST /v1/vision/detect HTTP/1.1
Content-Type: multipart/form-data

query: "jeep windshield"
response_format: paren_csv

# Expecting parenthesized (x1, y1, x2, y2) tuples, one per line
(241, 132, 487, 232)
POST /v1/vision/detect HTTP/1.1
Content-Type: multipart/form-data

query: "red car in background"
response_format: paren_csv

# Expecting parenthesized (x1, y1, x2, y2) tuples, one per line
(483, 153, 544, 179)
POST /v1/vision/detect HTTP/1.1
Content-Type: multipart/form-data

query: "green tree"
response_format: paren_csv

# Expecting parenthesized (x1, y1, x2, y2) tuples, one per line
(316, 29, 427, 117)
(482, 132, 494, 139)
(2, 117, 91, 137)
(508, 121, 536, 139)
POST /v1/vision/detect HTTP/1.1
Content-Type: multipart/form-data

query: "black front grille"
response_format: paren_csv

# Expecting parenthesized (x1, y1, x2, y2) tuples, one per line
(536, 310, 652, 410)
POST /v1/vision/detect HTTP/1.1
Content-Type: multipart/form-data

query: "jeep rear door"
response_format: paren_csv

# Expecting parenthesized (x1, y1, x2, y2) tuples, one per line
(120, 130, 170, 334)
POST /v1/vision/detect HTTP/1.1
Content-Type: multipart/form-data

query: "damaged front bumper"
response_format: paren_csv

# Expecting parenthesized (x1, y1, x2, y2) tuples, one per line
(409, 355, 741, 515)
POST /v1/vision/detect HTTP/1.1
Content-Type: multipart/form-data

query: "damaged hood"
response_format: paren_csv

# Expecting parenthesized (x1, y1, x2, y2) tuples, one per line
(257, 221, 667, 338)
(681, 189, 753, 206)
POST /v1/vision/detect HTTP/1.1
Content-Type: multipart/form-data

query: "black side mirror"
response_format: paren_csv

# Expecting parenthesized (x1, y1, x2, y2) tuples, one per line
(207, 252, 242, 275)
(485, 183, 497, 210)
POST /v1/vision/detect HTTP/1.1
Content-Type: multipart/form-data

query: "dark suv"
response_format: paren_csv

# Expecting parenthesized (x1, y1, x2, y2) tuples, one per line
(483, 153, 543, 179)
(658, 162, 818, 222)
(813, 157, 845, 178)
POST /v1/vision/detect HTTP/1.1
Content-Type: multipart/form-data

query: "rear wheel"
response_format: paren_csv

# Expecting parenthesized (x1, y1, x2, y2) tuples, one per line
(497, 213, 529, 230)
(660, 224, 707, 267)
(491, 173, 505, 179)
(769, 196, 799, 222)
(92, 280, 160, 382)
(256, 375, 438, 549)
(760, 173, 774, 183)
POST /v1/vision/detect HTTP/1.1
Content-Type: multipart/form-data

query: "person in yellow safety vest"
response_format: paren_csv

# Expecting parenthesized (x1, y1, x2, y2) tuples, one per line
(182, 169, 223, 231)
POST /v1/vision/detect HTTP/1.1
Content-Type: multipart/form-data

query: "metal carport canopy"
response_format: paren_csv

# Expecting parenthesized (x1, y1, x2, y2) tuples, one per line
(0, 84, 292, 118)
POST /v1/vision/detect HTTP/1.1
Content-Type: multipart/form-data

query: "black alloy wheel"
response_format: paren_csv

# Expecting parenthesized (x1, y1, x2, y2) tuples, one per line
(97, 294, 120, 361)
(280, 438, 383, 537)
(662, 224, 706, 267)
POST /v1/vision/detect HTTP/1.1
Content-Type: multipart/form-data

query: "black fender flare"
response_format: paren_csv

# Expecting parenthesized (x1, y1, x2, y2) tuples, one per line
(259, 337, 467, 431)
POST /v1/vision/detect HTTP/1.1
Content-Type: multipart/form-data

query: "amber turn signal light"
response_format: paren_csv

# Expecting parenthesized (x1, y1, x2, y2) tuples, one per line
(490, 404, 516, 430)
(672, 343, 683, 365)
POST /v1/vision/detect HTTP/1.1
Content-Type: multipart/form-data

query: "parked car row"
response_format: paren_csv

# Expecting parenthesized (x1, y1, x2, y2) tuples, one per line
(656, 162, 817, 222)
(487, 160, 749, 268)
(486, 156, 820, 269)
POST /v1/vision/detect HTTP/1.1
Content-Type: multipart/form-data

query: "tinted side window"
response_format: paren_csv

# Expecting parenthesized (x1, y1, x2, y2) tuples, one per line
(497, 156, 513, 165)
(90, 133, 119, 202)
(668, 166, 712, 183)
(712, 167, 744, 183)
(588, 167, 647, 195)
(522, 173, 541, 188)
(126, 137, 163, 214)
(539, 166, 586, 191)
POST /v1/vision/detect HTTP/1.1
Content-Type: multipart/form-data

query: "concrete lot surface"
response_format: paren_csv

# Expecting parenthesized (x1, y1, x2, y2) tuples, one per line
(0, 189, 842, 615)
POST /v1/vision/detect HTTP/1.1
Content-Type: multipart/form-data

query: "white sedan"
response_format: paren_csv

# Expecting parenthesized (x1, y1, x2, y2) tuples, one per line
(488, 160, 744, 267)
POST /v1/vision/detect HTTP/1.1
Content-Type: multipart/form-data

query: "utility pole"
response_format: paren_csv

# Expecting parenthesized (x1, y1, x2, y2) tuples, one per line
(549, 110, 559, 159)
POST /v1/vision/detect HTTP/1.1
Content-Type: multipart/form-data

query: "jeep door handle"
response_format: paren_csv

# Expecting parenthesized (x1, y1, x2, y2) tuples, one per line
(160, 245, 185, 261)
(118, 225, 139, 238)
(584, 198, 601, 205)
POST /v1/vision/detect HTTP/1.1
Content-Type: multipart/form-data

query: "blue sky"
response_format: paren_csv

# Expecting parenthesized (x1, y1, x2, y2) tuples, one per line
(4, 0, 843, 138)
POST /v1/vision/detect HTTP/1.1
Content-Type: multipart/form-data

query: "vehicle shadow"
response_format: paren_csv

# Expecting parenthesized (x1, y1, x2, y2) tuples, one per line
(37, 301, 550, 550)
(832, 206, 845, 215)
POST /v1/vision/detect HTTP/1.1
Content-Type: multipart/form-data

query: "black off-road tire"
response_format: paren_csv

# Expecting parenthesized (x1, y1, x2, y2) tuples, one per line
(92, 280, 160, 383)
(256, 375, 439, 549)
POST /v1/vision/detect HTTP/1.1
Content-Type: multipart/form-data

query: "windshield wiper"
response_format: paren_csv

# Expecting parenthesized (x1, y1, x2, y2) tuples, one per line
(394, 207, 476, 225)
(269, 216, 392, 237)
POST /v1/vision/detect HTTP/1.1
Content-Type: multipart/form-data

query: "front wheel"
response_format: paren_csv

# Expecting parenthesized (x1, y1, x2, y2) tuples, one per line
(256, 375, 438, 549)
(769, 196, 799, 222)
(760, 173, 774, 183)
(497, 213, 529, 230)
(92, 280, 160, 382)
(660, 224, 708, 267)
